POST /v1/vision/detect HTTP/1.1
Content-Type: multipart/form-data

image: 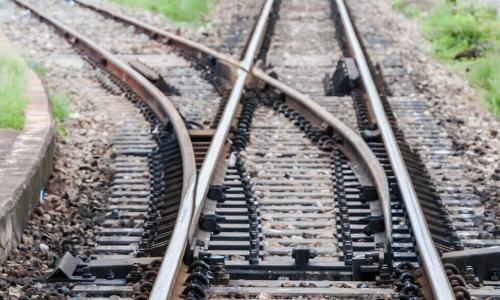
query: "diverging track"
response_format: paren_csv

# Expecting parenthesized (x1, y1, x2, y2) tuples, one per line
(10, 0, 500, 299)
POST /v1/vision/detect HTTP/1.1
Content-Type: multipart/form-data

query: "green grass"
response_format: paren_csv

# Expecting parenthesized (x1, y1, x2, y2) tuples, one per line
(392, 0, 421, 17)
(48, 91, 71, 133)
(422, 1, 499, 115)
(111, 0, 211, 23)
(422, 2, 498, 60)
(467, 54, 500, 114)
(393, 0, 499, 115)
(28, 60, 49, 76)
(0, 44, 28, 129)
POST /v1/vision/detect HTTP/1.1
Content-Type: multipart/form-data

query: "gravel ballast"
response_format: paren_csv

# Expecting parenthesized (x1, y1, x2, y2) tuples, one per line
(346, 0, 499, 241)
(0, 2, 152, 298)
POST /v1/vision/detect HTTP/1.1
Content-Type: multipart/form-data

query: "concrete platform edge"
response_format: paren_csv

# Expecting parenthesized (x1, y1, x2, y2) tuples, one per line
(0, 31, 55, 262)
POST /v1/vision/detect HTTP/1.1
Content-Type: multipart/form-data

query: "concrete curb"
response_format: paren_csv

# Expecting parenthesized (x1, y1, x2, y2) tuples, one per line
(0, 32, 55, 262)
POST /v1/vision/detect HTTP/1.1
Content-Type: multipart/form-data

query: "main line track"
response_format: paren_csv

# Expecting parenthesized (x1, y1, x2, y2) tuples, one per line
(9, 0, 500, 299)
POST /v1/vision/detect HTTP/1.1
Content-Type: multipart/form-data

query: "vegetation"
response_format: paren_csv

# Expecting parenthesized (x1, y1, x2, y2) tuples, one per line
(0, 44, 28, 129)
(467, 55, 500, 114)
(392, 0, 500, 115)
(29, 60, 49, 76)
(111, 0, 211, 23)
(392, 0, 420, 17)
(422, 2, 498, 60)
(48, 91, 71, 133)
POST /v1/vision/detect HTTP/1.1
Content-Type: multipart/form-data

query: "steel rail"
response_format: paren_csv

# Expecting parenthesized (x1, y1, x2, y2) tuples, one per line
(11, 2, 198, 300)
(74, 0, 242, 80)
(12, 0, 196, 191)
(67, 0, 393, 250)
(188, 0, 275, 240)
(151, 1, 276, 298)
(334, 0, 454, 299)
(252, 68, 392, 249)
(14, 0, 401, 297)
(73, 0, 394, 274)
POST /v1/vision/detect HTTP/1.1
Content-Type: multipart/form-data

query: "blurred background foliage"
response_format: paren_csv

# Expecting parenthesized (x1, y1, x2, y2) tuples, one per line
(393, 0, 499, 115)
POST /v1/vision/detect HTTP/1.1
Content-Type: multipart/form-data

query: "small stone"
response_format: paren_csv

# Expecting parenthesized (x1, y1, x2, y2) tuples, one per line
(39, 243, 49, 254)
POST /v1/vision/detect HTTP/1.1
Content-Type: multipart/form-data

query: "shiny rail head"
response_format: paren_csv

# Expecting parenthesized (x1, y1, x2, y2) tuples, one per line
(12, 1, 199, 300)
(188, 0, 276, 246)
(334, 0, 454, 298)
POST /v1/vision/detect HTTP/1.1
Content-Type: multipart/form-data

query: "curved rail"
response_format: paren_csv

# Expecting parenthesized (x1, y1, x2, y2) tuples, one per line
(69, 0, 393, 250)
(15, 0, 403, 298)
(75, 0, 242, 81)
(252, 68, 392, 248)
(66, 2, 396, 298)
(334, 0, 454, 299)
(11, 2, 198, 299)
(13, 0, 196, 190)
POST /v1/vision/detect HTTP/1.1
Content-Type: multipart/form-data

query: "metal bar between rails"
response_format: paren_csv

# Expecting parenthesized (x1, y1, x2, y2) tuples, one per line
(334, 0, 454, 299)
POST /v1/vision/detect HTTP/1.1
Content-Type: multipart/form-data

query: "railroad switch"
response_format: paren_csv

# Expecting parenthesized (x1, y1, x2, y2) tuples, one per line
(129, 59, 180, 96)
(359, 185, 378, 202)
(352, 253, 381, 280)
(389, 182, 401, 198)
(442, 246, 500, 281)
(208, 184, 228, 203)
(49, 252, 96, 282)
(360, 129, 380, 141)
(199, 251, 226, 267)
(376, 264, 394, 285)
(106, 269, 115, 280)
(127, 264, 142, 283)
(490, 268, 499, 281)
(464, 266, 481, 286)
(199, 213, 225, 233)
(193, 253, 229, 285)
(292, 246, 317, 269)
(362, 215, 385, 235)
(325, 57, 360, 96)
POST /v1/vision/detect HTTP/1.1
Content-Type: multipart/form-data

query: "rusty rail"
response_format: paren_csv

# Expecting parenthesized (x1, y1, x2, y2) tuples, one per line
(71, 0, 392, 251)
(14, 1, 399, 298)
(11, 3, 198, 298)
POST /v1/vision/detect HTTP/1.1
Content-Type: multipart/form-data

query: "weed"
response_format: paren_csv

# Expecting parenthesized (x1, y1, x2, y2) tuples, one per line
(393, 1, 500, 114)
(111, 0, 211, 23)
(421, 1, 499, 114)
(422, 2, 498, 59)
(0, 45, 28, 129)
(468, 54, 500, 115)
(392, 0, 420, 17)
(29, 60, 49, 75)
(48, 91, 71, 133)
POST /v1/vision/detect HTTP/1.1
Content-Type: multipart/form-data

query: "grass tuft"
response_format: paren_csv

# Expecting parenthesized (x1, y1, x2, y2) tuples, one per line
(422, 2, 498, 60)
(392, 0, 421, 17)
(392, 0, 499, 115)
(0, 45, 28, 129)
(421, 1, 499, 114)
(48, 91, 71, 133)
(468, 55, 500, 115)
(29, 60, 50, 76)
(111, 0, 211, 23)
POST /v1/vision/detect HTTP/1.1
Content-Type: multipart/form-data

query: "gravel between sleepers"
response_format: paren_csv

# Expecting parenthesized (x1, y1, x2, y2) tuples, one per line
(346, 0, 499, 240)
(0, 2, 150, 298)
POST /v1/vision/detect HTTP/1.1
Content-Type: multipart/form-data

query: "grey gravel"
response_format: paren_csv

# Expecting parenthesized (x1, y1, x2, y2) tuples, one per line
(0, 1, 149, 298)
(346, 0, 499, 241)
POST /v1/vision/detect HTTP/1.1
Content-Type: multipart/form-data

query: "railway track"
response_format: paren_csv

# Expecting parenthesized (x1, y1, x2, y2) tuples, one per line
(8, 0, 500, 299)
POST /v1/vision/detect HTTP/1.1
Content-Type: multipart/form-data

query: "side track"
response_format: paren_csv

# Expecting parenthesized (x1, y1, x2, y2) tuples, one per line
(8, 0, 499, 299)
